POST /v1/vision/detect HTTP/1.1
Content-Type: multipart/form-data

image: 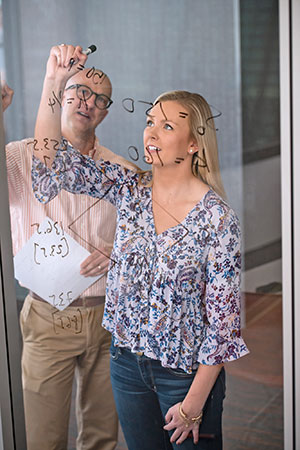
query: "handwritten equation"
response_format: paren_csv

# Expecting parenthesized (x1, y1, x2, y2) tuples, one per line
(39, 58, 221, 175)
(52, 308, 83, 334)
(31, 220, 70, 264)
(24, 59, 224, 307)
(49, 291, 73, 309)
(14, 217, 102, 311)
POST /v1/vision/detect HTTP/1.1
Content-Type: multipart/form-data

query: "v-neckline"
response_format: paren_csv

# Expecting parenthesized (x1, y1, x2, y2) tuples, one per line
(150, 188, 212, 237)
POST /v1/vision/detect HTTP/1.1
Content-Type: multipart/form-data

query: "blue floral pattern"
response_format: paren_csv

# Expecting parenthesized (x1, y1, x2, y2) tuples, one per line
(32, 146, 249, 373)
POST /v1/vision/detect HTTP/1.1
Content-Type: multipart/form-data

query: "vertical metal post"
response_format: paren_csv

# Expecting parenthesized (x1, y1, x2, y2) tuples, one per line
(280, 0, 300, 448)
(0, 91, 26, 448)
(291, 0, 300, 447)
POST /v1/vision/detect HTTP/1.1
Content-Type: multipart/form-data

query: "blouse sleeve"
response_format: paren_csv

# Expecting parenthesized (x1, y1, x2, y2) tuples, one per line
(196, 210, 249, 365)
(31, 144, 138, 206)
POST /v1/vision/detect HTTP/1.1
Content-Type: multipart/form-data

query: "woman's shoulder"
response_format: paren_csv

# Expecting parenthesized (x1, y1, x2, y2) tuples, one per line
(202, 189, 240, 236)
(95, 143, 140, 173)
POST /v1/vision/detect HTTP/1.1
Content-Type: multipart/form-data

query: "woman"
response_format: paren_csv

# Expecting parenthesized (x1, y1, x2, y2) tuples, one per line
(32, 45, 249, 449)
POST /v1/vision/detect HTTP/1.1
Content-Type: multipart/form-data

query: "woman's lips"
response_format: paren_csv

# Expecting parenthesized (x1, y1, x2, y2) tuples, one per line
(146, 145, 161, 152)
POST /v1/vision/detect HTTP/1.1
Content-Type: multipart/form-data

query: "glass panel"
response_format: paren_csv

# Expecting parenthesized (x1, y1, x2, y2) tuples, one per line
(224, 1, 283, 449)
(0, 1, 283, 449)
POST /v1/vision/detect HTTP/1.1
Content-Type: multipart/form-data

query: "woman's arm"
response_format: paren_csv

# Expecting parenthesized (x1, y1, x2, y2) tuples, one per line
(34, 44, 87, 166)
(164, 206, 249, 445)
(32, 44, 135, 205)
(32, 147, 135, 205)
(164, 364, 223, 445)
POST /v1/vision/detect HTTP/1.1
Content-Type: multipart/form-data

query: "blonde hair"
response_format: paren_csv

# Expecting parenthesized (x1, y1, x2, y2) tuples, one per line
(153, 90, 226, 198)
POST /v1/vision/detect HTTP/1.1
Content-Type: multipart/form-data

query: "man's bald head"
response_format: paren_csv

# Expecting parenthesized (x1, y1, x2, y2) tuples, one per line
(65, 68, 112, 99)
(61, 68, 113, 148)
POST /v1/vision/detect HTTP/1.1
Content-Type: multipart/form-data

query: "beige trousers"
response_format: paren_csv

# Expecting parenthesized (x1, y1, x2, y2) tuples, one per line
(20, 295, 118, 450)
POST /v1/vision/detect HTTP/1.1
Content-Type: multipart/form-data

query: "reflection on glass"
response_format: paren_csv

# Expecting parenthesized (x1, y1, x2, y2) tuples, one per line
(223, 1, 283, 449)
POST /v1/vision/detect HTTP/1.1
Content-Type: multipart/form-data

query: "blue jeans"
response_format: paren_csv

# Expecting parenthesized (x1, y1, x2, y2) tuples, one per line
(110, 343, 225, 450)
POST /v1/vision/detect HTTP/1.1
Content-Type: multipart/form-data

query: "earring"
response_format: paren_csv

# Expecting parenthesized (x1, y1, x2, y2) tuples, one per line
(189, 149, 193, 154)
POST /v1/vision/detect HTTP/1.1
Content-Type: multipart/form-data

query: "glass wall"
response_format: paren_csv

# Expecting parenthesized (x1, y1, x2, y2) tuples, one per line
(0, 1, 286, 448)
(224, 2, 283, 448)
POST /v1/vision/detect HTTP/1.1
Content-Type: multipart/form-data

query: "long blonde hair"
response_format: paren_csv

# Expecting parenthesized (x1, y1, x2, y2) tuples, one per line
(153, 90, 226, 198)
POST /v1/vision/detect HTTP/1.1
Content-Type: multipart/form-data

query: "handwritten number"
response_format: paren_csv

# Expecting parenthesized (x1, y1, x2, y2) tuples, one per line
(48, 91, 62, 112)
(27, 139, 39, 152)
(33, 140, 38, 151)
(53, 91, 62, 107)
(33, 243, 40, 265)
(48, 97, 56, 113)
(128, 146, 139, 162)
(193, 148, 210, 172)
(79, 97, 88, 111)
(53, 221, 63, 236)
(92, 71, 105, 84)
(43, 155, 51, 168)
(143, 147, 154, 165)
(122, 98, 134, 113)
(197, 126, 206, 136)
(43, 138, 50, 150)
(86, 67, 95, 79)
(61, 138, 68, 151)
(45, 220, 53, 234)
(59, 292, 65, 306)
(31, 223, 41, 234)
(122, 98, 153, 115)
(60, 237, 70, 257)
(50, 139, 60, 151)
(155, 149, 164, 167)
(67, 291, 73, 304)
(49, 294, 57, 307)
(206, 105, 222, 132)
(138, 100, 153, 116)
(68, 58, 76, 72)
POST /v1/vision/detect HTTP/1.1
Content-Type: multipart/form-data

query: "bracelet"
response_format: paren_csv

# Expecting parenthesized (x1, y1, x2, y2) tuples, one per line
(179, 403, 203, 428)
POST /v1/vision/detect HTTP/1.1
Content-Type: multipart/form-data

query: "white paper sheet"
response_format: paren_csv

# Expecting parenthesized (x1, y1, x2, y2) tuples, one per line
(13, 217, 103, 310)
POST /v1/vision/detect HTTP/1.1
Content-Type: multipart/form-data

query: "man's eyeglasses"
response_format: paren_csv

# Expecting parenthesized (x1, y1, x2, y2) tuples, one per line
(65, 84, 113, 110)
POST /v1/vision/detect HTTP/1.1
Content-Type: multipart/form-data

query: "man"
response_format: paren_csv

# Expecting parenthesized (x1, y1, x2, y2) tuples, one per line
(5, 60, 135, 449)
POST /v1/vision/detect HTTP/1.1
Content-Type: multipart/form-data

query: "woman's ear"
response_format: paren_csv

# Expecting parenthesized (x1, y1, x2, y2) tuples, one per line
(188, 141, 199, 155)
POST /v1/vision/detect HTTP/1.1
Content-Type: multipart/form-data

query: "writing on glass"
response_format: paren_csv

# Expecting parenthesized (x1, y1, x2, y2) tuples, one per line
(28, 57, 223, 292)
(13, 217, 102, 311)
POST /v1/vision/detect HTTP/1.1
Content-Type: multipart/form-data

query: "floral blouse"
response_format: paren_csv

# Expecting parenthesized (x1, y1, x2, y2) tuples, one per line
(32, 146, 249, 373)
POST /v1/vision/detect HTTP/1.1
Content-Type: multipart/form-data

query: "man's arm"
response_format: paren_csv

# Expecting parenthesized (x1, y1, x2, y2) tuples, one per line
(34, 44, 87, 166)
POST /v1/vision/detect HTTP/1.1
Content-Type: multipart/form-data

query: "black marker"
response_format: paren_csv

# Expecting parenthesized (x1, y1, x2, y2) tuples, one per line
(82, 45, 97, 55)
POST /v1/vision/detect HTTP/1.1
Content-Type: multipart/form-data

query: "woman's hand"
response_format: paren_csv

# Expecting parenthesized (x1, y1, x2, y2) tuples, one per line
(1, 81, 14, 111)
(45, 44, 87, 82)
(164, 402, 200, 445)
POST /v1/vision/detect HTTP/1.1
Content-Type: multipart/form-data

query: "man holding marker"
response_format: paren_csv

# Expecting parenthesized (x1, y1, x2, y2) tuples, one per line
(5, 44, 135, 450)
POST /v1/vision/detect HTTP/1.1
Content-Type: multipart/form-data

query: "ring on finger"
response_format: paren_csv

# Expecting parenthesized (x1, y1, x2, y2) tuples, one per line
(59, 43, 66, 47)
(98, 265, 102, 270)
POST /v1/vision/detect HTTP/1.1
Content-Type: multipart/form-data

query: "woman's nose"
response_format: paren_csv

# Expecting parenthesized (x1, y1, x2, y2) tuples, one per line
(148, 126, 158, 139)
